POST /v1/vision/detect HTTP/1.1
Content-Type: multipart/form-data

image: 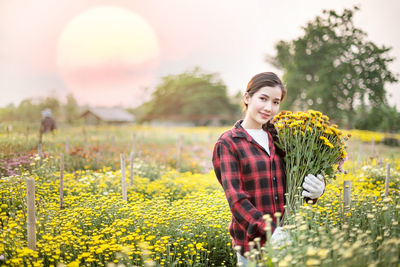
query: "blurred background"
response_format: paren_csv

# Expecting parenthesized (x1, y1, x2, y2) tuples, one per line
(0, 0, 399, 131)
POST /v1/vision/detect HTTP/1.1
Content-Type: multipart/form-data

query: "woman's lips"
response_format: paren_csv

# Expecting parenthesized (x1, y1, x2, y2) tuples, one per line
(260, 113, 271, 119)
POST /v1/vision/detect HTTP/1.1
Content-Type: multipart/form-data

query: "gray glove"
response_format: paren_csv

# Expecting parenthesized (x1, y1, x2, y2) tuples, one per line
(301, 174, 325, 199)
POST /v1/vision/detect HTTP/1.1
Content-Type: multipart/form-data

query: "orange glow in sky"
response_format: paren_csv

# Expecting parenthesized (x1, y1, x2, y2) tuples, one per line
(56, 6, 160, 106)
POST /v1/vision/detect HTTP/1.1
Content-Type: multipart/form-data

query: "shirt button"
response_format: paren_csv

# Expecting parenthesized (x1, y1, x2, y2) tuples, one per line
(275, 195, 278, 201)
(273, 177, 276, 181)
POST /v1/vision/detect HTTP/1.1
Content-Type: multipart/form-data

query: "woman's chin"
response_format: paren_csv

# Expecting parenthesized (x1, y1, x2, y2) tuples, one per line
(257, 119, 269, 126)
(258, 116, 270, 124)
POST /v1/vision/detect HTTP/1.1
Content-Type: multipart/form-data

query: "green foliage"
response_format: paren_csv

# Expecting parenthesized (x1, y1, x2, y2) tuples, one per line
(382, 137, 400, 147)
(269, 6, 398, 128)
(39, 96, 60, 118)
(64, 94, 80, 124)
(13, 99, 41, 122)
(354, 104, 400, 132)
(140, 67, 239, 125)
(0, 94, 83, 125)
(0, 97, 60, 122)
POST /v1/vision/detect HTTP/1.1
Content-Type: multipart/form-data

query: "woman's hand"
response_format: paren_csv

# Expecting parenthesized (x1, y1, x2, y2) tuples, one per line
(301, 174, 325, 199)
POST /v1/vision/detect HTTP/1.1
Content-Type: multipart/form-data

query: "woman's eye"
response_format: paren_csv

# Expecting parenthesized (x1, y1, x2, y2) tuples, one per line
(260, 97, 266, 101)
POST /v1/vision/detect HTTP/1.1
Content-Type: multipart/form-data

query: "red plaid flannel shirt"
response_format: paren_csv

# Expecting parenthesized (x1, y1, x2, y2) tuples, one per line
(212, 120, 286, 255)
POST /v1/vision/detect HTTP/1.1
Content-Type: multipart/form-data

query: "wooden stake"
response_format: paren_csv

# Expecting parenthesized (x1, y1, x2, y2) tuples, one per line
(65, 138, 69, 155)
(132, 133, 137, 155)
(60, 153, 64, 209)
(96, 150, 101, 166)
(112, 135, 116, 147)
(26, 127, 29, 144)
(357, 143, 363, 166)
(371, 137, 375, 158)
(120, 154, 127, 201)
(83, 130, 88, 155)
(378, 157, 383, 168)
(129, 152, 134, 187)
(38, 143, 43, 159)
(26, 178, 36, 250)
(385, 164, 390, 197)
(343, 181, 351, 210)
(177, 135, 183, 172)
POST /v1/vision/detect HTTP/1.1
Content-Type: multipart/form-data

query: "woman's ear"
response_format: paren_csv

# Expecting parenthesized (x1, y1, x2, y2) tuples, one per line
(243, 92, 250, 105)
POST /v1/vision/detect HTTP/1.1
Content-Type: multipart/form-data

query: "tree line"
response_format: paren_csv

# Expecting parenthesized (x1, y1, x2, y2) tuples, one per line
(0, 94, 80, 126)
(135, 6, 399, 131)
(1, 6, 398, 132)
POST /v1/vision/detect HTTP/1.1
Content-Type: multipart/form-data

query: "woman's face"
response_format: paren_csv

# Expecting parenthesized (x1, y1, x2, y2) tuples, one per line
(244, 86, 282, 128)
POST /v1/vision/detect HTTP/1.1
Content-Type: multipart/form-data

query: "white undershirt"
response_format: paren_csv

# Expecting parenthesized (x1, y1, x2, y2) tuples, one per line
(244, 128, 270, 156)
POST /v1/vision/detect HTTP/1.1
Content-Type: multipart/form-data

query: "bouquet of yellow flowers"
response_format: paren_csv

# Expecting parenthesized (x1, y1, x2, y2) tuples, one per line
(272, 110, 349, 215)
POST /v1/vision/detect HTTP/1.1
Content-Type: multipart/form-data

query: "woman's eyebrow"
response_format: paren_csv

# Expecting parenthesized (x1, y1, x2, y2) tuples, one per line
(260, 93, 280, 101)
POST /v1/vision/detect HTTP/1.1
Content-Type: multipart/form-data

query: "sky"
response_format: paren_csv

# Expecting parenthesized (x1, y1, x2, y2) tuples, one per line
(1, 0, 399, 108)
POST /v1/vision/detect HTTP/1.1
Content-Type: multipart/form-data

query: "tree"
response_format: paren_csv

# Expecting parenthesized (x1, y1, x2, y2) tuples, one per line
(17, 99, 41, 122)
(354, 104, 400, 132)
(140, 67, 239, 125)
(0, 103, 16, 121)
(268, 6, 398, 128)
(39, 96, 60, 119)
(64, 93, 80, 124)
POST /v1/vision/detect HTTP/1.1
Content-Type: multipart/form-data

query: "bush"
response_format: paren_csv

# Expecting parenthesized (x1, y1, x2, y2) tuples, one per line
(382, 136, 400, 147)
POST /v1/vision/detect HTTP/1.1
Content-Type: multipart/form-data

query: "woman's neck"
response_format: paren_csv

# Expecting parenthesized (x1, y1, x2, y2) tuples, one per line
(241, 115, 262, 129)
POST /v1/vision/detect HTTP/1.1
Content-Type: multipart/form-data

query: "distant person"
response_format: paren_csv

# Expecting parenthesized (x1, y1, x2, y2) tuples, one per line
(40, 109, 56, 137)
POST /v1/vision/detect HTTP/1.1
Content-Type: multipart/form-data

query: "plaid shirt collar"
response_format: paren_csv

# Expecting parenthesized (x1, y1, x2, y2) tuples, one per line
(231, 120, 274, 155)
(231, 120, 252, 141)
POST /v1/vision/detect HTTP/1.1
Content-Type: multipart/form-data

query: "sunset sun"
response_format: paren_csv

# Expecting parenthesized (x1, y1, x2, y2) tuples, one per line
(56, 6, 160, 106)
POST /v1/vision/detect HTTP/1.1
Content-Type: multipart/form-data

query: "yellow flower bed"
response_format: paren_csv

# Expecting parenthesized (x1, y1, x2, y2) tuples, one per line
(345, 129, 400, 143)
(1, 154, 399, 266)
(0, 168, 234, 266)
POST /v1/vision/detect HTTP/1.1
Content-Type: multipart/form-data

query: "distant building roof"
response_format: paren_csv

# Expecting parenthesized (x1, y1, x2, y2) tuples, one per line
(80, 107, 135, 123)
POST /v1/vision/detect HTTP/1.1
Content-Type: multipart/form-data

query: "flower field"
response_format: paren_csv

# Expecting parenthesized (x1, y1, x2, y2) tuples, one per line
(1, 124, 400, 266)
(1, 164, 234, 266)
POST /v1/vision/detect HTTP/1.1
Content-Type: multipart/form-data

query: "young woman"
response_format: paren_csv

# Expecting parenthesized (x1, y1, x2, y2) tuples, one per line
(212, 72, 325, 265)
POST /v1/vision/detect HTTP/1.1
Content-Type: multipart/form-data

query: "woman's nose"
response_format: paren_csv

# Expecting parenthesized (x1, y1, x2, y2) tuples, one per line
(263, 101, 272, 111)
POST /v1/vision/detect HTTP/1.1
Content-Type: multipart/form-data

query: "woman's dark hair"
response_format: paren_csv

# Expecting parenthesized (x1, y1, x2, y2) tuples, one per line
(243, 72, 286, 109)
(243, 72, 287, 157)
